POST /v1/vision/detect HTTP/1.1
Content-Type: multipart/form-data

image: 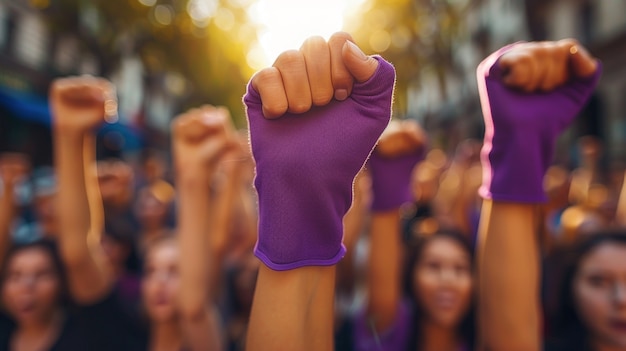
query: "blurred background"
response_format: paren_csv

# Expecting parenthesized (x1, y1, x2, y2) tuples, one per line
(0, 0, 624, 167)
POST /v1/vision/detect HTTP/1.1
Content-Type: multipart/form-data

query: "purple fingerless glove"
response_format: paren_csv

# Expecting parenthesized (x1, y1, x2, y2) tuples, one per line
(244, 56, 396, 270)
(477, 45, 601, 203)
(368, 149, 424, 212)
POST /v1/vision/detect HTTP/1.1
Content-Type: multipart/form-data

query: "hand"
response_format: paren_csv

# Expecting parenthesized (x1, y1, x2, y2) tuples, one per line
(251, 32, 380, 118)
(172, 106, 236, 179)
(498, 39, 598, 92)
(50, 76, 117, 134)
(245, 32, 396, 270)
(375, 120, 426, 158)
(477, 39, 601, 203)
(369, 120, 426, 211)
(0, 153, 30, 187)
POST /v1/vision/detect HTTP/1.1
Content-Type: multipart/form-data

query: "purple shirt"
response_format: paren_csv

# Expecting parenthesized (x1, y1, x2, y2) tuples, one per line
(353, 300, 413, 351)
(352, 300, 471, 351)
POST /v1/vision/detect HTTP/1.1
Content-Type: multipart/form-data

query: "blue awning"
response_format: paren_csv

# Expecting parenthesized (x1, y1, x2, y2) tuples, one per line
(0, 86, 51, 125)
(0, 86, 144, 151)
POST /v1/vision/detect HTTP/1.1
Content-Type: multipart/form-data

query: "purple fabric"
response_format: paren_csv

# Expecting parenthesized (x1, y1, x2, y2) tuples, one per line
(244, 56, 396, 270)
(353, 300, 413, 351)
(368, 149, 423, 212)
(477, 45, 601, 203)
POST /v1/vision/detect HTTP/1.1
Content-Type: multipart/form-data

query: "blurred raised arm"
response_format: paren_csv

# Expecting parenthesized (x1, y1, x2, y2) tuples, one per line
(173, 106, 234, 351)
(51, 76, 116, 304)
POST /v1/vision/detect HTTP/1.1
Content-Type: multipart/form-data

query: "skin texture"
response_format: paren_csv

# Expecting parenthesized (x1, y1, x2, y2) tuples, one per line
(573, 244, 626, 350)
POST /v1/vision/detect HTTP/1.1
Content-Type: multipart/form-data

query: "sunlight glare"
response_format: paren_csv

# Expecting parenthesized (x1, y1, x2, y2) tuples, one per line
(249, 0, 366, 69)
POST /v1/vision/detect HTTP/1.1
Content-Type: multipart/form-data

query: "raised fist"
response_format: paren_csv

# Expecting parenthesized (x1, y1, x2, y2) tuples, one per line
(375, 120, 427, 158)
(50, 76, 117, 133)
(477, 39, 601, 202)
(498, 39, 598, 93)
(251, 32, 381, 119)
(172, 105, 235, 177)
(244, 32, 396, 270)
(369, 120, 426, 211)
(0, 153, 30, 187)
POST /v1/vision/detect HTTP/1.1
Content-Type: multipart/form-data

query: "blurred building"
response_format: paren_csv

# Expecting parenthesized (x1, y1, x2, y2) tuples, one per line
(407, 0, 626, 163)
(0, 1, 183, 165)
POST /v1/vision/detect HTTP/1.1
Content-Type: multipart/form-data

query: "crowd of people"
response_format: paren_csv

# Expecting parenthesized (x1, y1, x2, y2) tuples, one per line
(0, 31, 623, 351)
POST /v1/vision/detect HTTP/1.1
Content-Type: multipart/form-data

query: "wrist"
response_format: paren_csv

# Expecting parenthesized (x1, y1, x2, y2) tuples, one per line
(53, 126, 88, 143)
(177, 169, 213, 189)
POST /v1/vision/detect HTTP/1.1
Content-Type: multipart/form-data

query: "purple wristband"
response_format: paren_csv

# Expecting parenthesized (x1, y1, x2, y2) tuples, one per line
(368, 149, 423, 211)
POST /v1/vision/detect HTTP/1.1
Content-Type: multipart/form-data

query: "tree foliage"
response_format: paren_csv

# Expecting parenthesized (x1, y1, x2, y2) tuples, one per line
(43, 0, 258, 126)
(345, 0, 474, 115)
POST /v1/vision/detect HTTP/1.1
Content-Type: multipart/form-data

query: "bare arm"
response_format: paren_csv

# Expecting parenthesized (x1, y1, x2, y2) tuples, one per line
(173, 107, 232, 351)
(477, 201, 540, 350)
(367, 210, 403, 330)
(0, 154, 28, 262)
(615, 170, 626, 226)
(51, 77, 114, 304)
(365, 120, 425, 331)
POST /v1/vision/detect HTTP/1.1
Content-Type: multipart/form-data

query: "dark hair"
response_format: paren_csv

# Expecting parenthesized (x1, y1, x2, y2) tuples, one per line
(0, 240, 71, 315)
(104, 217, 141, 274)
(548, 230, 626, 351)
(402, 230, 476, 351)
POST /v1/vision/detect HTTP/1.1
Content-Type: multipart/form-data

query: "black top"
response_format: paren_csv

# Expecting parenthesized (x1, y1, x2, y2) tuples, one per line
(0, 292, 147, 351)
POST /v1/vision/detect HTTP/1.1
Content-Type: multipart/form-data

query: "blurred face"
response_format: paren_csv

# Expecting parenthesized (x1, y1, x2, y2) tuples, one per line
(101, 235, 130, 271)
(573, 243, 626, 348)
(34, 194, 58, 236)
(1, 248, 61, 325)
(135, 189, 168, 230)
(413, 237, 473, 328)
(97, 160, 133, 206)
(142, 240, 179, 323)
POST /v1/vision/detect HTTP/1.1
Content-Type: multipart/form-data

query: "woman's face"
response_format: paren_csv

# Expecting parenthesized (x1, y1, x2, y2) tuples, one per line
(142, 240, 179, 323)
(413, 237, 473, 328)
(573, 243, 626, 348)
(1, 247, 61, 325)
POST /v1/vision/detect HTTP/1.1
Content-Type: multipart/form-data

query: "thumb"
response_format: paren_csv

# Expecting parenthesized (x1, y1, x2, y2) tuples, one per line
(568, 43, 598, 79)
(342, 41, 379, 83)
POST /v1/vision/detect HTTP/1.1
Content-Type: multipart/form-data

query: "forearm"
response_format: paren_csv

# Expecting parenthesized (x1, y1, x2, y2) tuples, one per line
(54, 130, 93, 261)
(0, 182, 16, 261)
(177, 171, 214, 319)
(54, 130, 110, 302)
(616, 170, 626, 225)
(83, 135, 104, 249)
(477, 200, 540, 351)
(181, 306, 223, 351)
(247, 265, 336, 351)
(367, 209, 402, 331)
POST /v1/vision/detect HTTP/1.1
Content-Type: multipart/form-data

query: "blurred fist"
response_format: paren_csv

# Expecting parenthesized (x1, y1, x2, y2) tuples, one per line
(51, 76, 117, 133)
(375, 119, 426, 158)
(0, 153, 30, 187)
(251, 32, 380, 118)
(499, 39, 598, 92)
(172, 106, 235, 176)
